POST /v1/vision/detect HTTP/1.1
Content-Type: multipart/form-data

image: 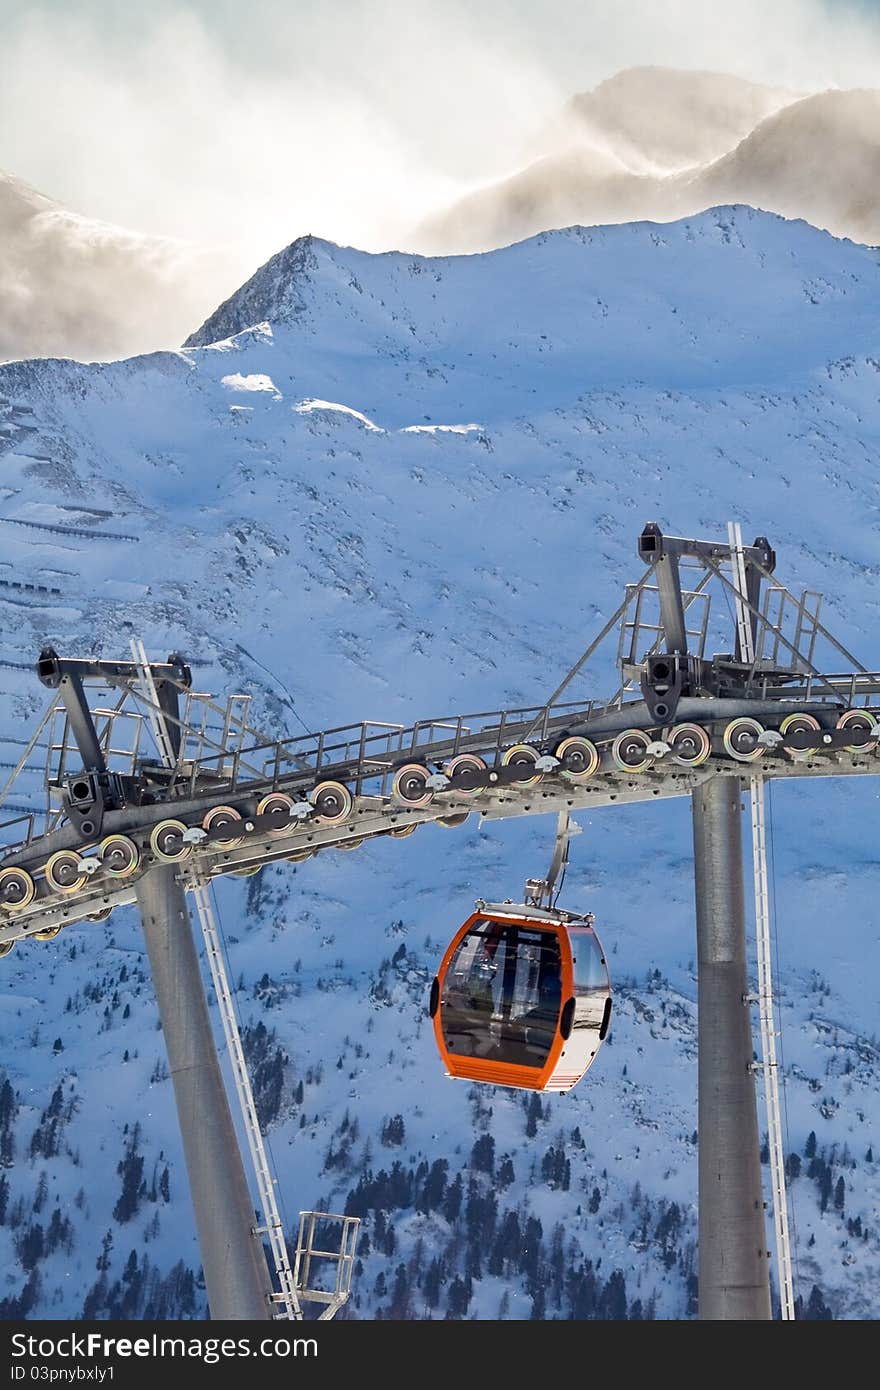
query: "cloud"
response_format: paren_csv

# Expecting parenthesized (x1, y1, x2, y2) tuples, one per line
(0, 172, 249, 362)
(0, 2, 552, 261)
(0, 0, 873, 265)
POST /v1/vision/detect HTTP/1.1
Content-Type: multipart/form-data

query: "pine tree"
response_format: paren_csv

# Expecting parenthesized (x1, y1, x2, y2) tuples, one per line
(423, 1257, 443, 1309)
(803, 1285, 832, 1320)
(17, 1222, 44, 1273)
(0, 1271, 41, 1320)
(46, 1208, 71, 1254)
(470, 1133, 495, 1174)
(32, 1172, 48, 1214)
(497, 1156, 516, 1188)
(113, 1135, 145, 1224)
(597, 1269, 628, 1320)
(0, 1077, 17, 1169)
(443, 1173, 462, 1224)
(0, 1078, 16, 1130)
(520, 1215, 543, 1283)
(83, 1277, 108, 1320)
(445, 1275, 471, 1319)
(525, 1093, 542, 1137)
(489, 1209, 521, 1276)
(420, 1158, 448, 1213)
(388, 1262, 409, 1318)
(96, 1230, 113, 1273)
(568, 1261, 599, 1318)
(380, 1115, 405, 1147)
(804, 1130, 817, 1159)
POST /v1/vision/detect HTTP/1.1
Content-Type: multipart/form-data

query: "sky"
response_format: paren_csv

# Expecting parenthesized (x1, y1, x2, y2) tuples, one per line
(1, 0, 879, 261)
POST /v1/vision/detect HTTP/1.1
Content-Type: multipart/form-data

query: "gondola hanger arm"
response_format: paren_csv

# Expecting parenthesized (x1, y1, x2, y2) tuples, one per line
(525, 810, 581, 908)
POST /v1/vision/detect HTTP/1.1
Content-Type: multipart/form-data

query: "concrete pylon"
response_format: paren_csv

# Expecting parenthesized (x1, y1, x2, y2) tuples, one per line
(692, 777, 772, 1320)
(136, 865, 273, 1320)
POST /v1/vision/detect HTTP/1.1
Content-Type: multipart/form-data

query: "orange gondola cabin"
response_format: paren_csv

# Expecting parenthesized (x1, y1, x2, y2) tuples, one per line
(429, 901, 612, 1093)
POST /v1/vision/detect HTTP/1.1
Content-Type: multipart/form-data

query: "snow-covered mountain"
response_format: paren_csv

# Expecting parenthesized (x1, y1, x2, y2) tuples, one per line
(6, 65, 877, 368)
(0, 170, 248, 365)
(1, 205, 880, 1319)
(414, 69, 880, 254)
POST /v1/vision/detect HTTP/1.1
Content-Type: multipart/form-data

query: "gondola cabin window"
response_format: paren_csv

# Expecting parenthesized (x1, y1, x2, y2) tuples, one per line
(440, 919, 562, 1067)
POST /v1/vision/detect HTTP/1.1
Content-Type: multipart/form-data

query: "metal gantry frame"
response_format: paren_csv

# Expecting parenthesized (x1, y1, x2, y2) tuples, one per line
(2, 520, 878, 1320)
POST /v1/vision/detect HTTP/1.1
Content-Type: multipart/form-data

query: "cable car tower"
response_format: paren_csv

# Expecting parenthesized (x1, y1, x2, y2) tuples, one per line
(1, 521, 878, 1320)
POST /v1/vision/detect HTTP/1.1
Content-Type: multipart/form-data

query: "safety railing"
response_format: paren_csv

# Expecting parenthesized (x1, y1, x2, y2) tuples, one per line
(0, 812, 35, 858)
(179, 700, 604, 800)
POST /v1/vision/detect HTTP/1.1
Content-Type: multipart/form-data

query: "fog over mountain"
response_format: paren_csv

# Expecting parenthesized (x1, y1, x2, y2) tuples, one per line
(528, 67, 797, 172)
(414, 69, 880, 254)
(694, 89, 880, 246)
(3, 64, 880, 364)
(0, 170, 248, 365)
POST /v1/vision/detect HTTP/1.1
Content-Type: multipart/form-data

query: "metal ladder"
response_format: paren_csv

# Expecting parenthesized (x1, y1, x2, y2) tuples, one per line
(190, 884, 302, 1319)
(748, 776, 795, 1320)
(727, 526, 796, 1320)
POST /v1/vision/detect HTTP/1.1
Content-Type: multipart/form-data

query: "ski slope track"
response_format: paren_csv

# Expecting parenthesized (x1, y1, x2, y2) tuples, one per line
(1, 206, 880, 1320)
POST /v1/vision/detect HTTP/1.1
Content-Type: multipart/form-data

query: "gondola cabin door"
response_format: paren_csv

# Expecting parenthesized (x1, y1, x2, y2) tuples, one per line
(429, 903, 612, 1093)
